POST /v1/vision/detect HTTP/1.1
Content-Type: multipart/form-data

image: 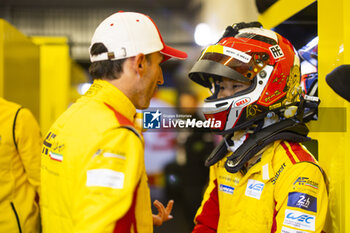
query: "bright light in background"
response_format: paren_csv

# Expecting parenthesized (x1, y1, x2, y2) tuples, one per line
(194, 23, 215, 46)
(78, 83, 92, 95)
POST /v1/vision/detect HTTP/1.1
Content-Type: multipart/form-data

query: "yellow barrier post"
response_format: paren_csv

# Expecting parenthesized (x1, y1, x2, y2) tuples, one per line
(32, 37, 70, 135)
(313, 0, 350, 232)
(259, 0, 350, 232)
(0, 19, 40, 119)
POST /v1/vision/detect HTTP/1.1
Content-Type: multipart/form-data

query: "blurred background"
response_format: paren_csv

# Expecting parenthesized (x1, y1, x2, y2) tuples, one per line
(1, 0, 350, 232)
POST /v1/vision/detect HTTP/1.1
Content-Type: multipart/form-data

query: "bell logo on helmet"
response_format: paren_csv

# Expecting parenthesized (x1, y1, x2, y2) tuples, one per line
(235, 97, 251, 107)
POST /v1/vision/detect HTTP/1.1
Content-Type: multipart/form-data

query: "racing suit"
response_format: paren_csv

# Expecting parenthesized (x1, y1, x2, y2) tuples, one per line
(41, 79, 152, 233)
(0, 97, 41, 233)
(193, 140, 328, 233)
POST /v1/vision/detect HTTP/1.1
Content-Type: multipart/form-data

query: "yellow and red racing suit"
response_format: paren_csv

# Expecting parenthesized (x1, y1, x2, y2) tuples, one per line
(193, 140, 328, 233)
(0, 98, 41, 233)
(41, 80, 153, 233)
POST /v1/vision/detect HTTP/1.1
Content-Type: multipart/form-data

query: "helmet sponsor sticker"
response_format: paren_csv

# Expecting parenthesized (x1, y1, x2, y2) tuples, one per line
(223, 46, 252, 63)
(283, 209, 316, 231)
(269, 102, 282, 110)
(269, 45, 284, 59)
(287, 192, 317, 212)
(245, 179, 264, 200)
(86, 169, 124, 189)
(281, 226, 308, 233)
(219, 184, 235, 195)
(234, 97, 251, 107)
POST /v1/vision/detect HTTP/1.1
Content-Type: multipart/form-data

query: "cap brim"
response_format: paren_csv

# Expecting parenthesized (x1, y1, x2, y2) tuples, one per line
(160, 45, 188, 62)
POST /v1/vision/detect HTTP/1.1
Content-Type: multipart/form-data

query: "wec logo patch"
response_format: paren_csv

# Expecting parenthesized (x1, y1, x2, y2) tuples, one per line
(283, 209, 315, 231)
(245, 179, 264, 199)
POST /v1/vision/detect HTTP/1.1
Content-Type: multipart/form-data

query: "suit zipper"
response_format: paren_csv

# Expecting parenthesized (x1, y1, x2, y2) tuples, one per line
(10, 202, 22, 233)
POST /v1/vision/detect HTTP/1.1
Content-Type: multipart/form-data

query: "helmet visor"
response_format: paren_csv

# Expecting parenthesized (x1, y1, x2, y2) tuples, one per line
(189, 44, 271, 88)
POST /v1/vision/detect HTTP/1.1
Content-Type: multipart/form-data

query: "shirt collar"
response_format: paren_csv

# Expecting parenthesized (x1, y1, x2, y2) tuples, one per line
(85, 79, 136, 123)
(244, 141, 278, 183)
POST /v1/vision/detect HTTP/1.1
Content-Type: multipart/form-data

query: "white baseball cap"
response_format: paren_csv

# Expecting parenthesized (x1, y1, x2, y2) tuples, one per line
(90, 11, 188, 63)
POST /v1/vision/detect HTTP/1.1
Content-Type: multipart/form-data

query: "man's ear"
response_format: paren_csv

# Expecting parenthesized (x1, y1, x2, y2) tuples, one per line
(134, 53, 147, 76)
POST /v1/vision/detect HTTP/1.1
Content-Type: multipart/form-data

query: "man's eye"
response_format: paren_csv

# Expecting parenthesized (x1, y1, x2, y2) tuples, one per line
(220, 86, 225, 90)
(233, 85, 241, 89)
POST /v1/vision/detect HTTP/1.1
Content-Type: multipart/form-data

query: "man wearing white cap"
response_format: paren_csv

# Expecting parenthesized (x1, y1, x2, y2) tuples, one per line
(40, 11, 187, 233)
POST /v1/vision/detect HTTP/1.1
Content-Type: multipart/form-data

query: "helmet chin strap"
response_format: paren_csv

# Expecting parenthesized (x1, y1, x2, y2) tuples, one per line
(205, 118, 310, 174)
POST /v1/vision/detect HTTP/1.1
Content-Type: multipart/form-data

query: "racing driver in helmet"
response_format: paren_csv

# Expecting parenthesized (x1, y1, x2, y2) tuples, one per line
(188, 22, 328, 233)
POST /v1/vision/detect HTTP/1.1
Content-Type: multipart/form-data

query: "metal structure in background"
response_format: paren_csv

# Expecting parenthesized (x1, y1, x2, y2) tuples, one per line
(0, 0, 199, 62)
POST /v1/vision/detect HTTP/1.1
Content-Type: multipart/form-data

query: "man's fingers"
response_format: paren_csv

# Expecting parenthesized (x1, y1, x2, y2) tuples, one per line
(165, 200, 174, 213)
(153, 200, 162, 210)
(153, 200, 165, 216)
(152, 199, 175, 224)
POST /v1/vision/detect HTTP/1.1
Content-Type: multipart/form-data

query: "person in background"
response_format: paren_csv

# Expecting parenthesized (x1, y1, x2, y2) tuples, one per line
(174, 90, 215, 229)
(188, 22, 328, 233)
(40, 11, 187, 233)
(144, 96, 177, 205)
(0, 97, 42, 233)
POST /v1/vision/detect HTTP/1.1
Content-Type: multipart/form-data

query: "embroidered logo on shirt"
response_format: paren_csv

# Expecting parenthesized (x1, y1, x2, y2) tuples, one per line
(49, 151, 63, 162)
(293, 177, 319, 190)
(219, 184, 234, 195)
(272, 162, 286, 184)
(287, 192, 317, 212)
(283, 209, 316, 231)
(245, 179, 264, 199)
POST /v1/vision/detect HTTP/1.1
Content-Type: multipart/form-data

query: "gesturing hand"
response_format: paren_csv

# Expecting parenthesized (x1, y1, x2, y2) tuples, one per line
(152, 200, 174, 226)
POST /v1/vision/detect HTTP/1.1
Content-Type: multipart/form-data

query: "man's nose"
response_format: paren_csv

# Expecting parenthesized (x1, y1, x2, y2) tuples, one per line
(158, 72, 164, 85)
